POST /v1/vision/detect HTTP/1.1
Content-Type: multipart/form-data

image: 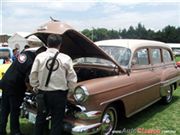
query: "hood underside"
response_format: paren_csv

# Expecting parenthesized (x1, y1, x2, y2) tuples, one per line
(28, 20, 125, 73)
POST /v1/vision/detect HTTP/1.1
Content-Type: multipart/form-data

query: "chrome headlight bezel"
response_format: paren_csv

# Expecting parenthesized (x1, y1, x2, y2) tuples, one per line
(73, 86, 89, 103)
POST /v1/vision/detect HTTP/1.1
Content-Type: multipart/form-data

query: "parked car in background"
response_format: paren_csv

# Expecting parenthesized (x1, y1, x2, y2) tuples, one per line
(21, 20, 180, 135)
(177, 61, 180, 67)
(167, 43, 180, 68)
(0, 47, 13, 65)
(167, 43, 180, 56)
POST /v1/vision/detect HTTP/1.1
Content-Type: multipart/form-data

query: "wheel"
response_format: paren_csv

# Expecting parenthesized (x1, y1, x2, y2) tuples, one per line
(101, 106, 118, 135)
(162, 85, 173, 104)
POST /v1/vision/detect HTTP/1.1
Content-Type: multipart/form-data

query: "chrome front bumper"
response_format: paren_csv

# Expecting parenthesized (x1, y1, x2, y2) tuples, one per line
(63, 121, 101, 135)
(21, 97, 102, 135)
(64, 106, 102, 135)
(72, 123, 101, 135)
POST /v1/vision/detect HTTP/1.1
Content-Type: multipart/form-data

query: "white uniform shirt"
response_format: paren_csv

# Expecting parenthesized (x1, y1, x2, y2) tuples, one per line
(30, 48, 77, 91)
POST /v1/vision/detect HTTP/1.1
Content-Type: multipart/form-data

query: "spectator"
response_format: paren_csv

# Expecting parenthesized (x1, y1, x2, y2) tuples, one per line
(3, 57, 12, 64)
(30, 34, 77, 135)
(12, 48, 19, 61)
(0, 46, 46, 135)
(21, 45, 30, 53)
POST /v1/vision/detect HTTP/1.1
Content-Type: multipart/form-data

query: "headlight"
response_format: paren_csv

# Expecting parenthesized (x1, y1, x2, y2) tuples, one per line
(74, 86, 89, 103)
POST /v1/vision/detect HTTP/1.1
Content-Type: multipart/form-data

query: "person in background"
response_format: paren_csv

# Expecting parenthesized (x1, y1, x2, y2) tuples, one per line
(3, 57, 12, 64)
(0, 46, 46, 135)
(21, 45, 30, 53)
(30, 34, 77, 135)
(12, 48, 19, 61)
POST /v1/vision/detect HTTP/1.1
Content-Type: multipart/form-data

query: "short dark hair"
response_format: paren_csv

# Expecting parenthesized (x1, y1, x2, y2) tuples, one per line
(47, 34, 62, 48)
(13, 48, 18, 53)
(24, 45, 30, 49)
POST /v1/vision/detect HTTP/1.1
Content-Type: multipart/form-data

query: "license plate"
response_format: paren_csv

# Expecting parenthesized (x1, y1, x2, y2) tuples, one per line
(28, 112, 36, 124)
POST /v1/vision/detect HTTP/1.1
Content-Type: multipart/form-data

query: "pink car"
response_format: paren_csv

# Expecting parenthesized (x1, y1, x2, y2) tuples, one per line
(176, 61, 180, 67)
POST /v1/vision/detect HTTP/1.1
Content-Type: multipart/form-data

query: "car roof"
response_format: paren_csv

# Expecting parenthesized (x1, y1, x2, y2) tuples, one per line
(0, 47, 12, 50)
(95, 39, 170, 52)
(166, 43, 180, 48)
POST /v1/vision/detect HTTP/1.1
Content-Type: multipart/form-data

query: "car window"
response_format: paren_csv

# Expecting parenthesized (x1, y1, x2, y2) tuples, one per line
(0, 49, 11, 58)
(151, 48, 161, 64)
(0, 48, 12, 64)
(133, 48, 149, 65)
(100, 46, 131, 66)
(163, 49, 172, 62)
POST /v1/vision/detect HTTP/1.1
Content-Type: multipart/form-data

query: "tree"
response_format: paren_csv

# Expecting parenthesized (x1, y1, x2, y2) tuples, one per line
(81, 24, 180, 43)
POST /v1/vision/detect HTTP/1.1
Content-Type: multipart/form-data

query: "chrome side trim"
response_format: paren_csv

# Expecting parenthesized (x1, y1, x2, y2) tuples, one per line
(160, 76, 180, 96)
(100, 76, 180, 106)
(161, 76, 180, 87)
(100, 82, 160, 106)
(126, 97, 161, 118)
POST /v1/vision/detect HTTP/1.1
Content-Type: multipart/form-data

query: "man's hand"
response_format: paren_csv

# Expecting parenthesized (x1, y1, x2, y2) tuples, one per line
(25, 82, 33, 92)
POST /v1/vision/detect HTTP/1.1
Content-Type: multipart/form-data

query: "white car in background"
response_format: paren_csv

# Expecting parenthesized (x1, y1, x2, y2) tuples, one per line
(167, 43, 180, 56)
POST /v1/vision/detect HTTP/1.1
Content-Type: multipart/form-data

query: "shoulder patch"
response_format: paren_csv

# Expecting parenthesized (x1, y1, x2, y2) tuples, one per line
(18, 54, 27, 63)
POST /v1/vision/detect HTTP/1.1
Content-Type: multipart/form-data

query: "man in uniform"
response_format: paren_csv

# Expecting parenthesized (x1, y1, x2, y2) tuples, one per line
(30, 34, 77, 135)
(0, 46, 46, 135)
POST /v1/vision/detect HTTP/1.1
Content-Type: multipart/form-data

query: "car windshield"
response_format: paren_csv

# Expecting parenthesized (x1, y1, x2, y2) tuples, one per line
(73, 57, 115, 67)
(100, 46, 131, 66)
(73, 46, 131, 67)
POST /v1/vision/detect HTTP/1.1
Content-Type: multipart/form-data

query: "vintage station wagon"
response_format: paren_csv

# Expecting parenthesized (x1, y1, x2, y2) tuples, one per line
(21, 20, 180, 135)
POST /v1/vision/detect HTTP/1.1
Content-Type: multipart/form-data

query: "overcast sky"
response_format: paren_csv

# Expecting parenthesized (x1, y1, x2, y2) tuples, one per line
(0, 0, 180, 35)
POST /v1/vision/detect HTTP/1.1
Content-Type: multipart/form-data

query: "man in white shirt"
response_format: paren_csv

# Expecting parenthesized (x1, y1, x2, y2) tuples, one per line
(30, 34, 77, 135)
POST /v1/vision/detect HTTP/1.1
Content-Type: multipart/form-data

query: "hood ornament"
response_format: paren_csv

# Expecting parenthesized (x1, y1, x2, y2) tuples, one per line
(50, 16, 59, 22)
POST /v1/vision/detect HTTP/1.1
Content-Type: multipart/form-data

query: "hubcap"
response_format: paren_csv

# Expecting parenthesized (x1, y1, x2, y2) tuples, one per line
(101, 108, 116, 135)
(166, 88, 172, 101)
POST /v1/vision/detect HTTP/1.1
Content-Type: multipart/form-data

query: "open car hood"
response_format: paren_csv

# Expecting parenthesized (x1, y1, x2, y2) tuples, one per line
(28, 20, 125, 73)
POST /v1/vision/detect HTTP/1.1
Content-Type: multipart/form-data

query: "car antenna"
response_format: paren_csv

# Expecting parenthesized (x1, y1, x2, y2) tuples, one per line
(50, 16, 59, 22)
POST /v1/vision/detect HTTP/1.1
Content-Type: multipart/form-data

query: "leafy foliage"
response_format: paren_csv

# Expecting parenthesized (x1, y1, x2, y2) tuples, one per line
(81, 23, 180, 43)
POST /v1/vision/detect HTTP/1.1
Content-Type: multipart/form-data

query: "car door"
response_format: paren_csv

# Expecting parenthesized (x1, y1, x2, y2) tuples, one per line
(131, 48, 160, 112)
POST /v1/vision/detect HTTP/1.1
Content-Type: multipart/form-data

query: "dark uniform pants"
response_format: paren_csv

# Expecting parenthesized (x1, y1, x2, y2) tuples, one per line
(0, 91, 24, 135)
(34, 90, 68, 135)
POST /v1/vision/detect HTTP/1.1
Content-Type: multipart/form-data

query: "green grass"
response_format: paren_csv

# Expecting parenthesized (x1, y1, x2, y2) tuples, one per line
(175, 56, 180, 62)
(117, 87, 180, 135)
(4, 87, 180, 135)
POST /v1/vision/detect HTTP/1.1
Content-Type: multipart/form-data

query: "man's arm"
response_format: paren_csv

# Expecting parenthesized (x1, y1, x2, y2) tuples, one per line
(29, 57, 40, 88)
(66, 58, 77, 93)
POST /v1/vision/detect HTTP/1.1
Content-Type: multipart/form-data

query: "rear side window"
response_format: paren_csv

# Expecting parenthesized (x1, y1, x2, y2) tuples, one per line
(163, 49, 172, 62)
(0, 49, 11, 58)
(134, 48, 149, 65)
(151, 48, 161, 64)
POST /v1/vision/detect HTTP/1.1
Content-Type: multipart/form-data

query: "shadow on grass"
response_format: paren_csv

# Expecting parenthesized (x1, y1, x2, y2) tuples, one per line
(116, 96, 179, 135)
